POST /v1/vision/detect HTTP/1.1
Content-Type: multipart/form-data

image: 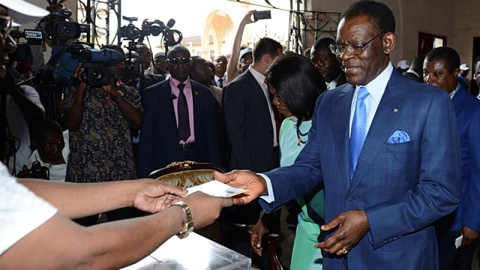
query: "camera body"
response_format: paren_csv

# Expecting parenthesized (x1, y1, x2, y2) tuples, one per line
(118, 17, 166, 41)
(16, 161, 50, 180)
(44, 7, 89, 41)
(10, 29, 44, 45)
(54, 43, 124, 86)
(118, 16, 141, 40)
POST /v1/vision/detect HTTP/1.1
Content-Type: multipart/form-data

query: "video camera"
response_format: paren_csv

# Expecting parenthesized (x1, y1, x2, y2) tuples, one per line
(54, 43, 123, 86)
(118, 16, 182, 46)
(44, 7, 89, 41)
(9, 29, 44, 45)
(16, 161, 50, 180)
(118, 16, 141, 41)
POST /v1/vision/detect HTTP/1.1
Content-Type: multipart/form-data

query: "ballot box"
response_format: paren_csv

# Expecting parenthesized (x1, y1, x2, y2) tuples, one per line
(122, 232, 252, 270)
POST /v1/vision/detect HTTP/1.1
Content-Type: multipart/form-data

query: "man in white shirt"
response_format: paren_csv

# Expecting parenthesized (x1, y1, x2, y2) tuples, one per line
(24, 119, 69, 182)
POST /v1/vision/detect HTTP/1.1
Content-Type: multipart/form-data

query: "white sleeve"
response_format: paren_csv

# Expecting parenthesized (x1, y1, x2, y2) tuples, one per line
(258, 173, 275, 203)
(0, 163, 57, 255)
(19, 85, 45, 113)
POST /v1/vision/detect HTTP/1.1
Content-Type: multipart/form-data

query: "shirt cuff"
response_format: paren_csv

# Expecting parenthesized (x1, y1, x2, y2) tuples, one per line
(258, 173, 275, 203)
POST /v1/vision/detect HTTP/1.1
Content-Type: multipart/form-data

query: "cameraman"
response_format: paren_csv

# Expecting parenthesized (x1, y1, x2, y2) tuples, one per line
(1, 40, 45, 176)
(63, 44, 144, 226)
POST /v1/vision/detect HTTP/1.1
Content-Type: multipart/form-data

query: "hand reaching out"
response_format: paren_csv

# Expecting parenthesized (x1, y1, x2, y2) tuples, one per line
(214, 170, 267, 205)
(183, 192, 233, 229)
(132, 179, 187, 213)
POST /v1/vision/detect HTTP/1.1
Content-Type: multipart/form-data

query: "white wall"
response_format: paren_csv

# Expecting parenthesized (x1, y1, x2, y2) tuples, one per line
(308, 0, 478, 77)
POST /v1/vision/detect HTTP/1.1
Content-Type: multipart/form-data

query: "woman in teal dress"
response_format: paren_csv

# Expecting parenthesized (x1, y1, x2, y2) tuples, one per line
(250, 54, 326, 269)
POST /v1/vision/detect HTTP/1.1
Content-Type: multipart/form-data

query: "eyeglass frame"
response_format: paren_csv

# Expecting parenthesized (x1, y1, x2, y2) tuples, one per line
(0, 15, 13, 37)
(239, 58, 253, 66)
(329, 31, 386, 56)
(166, 57, 192, 65)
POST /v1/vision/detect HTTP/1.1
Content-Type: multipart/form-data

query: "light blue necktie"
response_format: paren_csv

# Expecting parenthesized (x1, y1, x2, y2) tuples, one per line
(350, 86, 369, 179)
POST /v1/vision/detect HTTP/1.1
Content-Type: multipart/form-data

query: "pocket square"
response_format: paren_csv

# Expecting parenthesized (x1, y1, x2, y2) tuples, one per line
(387, 130, 410, 144)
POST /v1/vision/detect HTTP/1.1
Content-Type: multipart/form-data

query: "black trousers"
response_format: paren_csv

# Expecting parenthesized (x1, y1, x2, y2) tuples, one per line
(437, 230, 475, 270)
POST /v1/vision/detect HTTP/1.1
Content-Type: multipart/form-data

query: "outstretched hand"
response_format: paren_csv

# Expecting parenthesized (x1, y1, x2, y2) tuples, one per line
(214, 170, 267, 205)
(315, 210, 370, 256)
(184, 192, 233, 229)
(132, 179, 187, 213)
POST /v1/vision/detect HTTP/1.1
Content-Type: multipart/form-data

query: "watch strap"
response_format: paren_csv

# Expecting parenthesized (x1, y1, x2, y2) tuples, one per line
(171, 201, 194, 239)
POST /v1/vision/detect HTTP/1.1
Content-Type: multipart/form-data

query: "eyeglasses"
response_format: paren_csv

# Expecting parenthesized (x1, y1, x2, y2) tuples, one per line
(240, 59, 253, 66)
(329, 32, 385, 56)
(0, 15, 13, 36)
(166, 57, 191, 65)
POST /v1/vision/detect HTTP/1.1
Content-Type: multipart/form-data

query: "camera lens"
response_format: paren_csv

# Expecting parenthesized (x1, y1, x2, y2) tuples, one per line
(90, 69, 105, 81)
(150, 21, 163, 36)
(54, 22, 81, 40)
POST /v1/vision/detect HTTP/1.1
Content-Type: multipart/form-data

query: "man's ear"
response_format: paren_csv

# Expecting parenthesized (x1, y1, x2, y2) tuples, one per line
(382, 32, 396, 55)
(261, 54, 271, 65)
(452, 68, 460, 78)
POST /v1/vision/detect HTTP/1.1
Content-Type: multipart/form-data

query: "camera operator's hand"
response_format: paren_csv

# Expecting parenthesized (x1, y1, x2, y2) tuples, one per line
(64, 63, 87, 131)
(100, 78, 144, 127)
(73, 63, 86, 92)
(100, 80, 118, 96)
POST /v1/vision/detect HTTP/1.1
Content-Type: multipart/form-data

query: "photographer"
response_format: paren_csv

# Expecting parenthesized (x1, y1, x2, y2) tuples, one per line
(0, 3, 234, 269)
(22, 119, 69, 182)
(1, 42, 45, 176)
(63, 44, 144, 226)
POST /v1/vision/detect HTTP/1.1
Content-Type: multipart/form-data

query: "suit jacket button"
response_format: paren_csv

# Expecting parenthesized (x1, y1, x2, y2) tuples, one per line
(346, 195, 353, 201)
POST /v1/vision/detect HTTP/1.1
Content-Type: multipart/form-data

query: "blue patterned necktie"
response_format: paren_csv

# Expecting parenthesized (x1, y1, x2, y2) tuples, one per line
(177, 83, 190, 142)
(350, 86, 369, 179)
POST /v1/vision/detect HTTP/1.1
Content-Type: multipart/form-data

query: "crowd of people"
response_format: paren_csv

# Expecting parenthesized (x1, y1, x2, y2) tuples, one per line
(1, 0, 479, 269)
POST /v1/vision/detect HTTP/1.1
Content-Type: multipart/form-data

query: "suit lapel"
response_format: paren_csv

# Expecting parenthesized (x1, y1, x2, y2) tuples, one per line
(333, 84, 355, 189)
(350, 72, 407, 190)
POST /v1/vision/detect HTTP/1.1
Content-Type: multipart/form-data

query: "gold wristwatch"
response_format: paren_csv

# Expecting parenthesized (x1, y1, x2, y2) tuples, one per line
(171, 201, 194, 239)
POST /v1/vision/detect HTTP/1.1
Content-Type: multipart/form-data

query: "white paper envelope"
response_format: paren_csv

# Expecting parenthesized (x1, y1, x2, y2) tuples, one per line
(187, 180, 246, 197)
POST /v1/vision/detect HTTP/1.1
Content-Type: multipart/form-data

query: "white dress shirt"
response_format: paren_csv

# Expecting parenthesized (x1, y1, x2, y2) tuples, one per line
(248, 65, 278, 147)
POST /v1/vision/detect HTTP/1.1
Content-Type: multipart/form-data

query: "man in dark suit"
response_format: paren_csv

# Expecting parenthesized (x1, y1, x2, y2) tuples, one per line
(138, 45, 220, 178)
(221, 37, 283, 257)
(310, 37, 347, 90)
(424, 46, 480, 270)
(403, 55, 425, 83)
(216, 1, 462, 269)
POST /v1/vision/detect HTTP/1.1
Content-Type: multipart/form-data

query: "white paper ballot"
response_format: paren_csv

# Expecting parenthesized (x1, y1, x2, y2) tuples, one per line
(455, 235, 463, 249)
(187, 180, 246, 197)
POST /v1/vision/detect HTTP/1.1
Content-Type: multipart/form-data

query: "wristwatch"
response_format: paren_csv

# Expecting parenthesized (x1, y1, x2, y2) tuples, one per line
(171, 201, 194, 239)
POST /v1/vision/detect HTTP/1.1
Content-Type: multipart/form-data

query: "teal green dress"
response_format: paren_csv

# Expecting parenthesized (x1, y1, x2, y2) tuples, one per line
(279, 118, 324, 270)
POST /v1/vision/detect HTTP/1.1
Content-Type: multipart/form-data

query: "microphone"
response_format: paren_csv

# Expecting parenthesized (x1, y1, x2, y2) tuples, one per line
(166, 19, 175, 28)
